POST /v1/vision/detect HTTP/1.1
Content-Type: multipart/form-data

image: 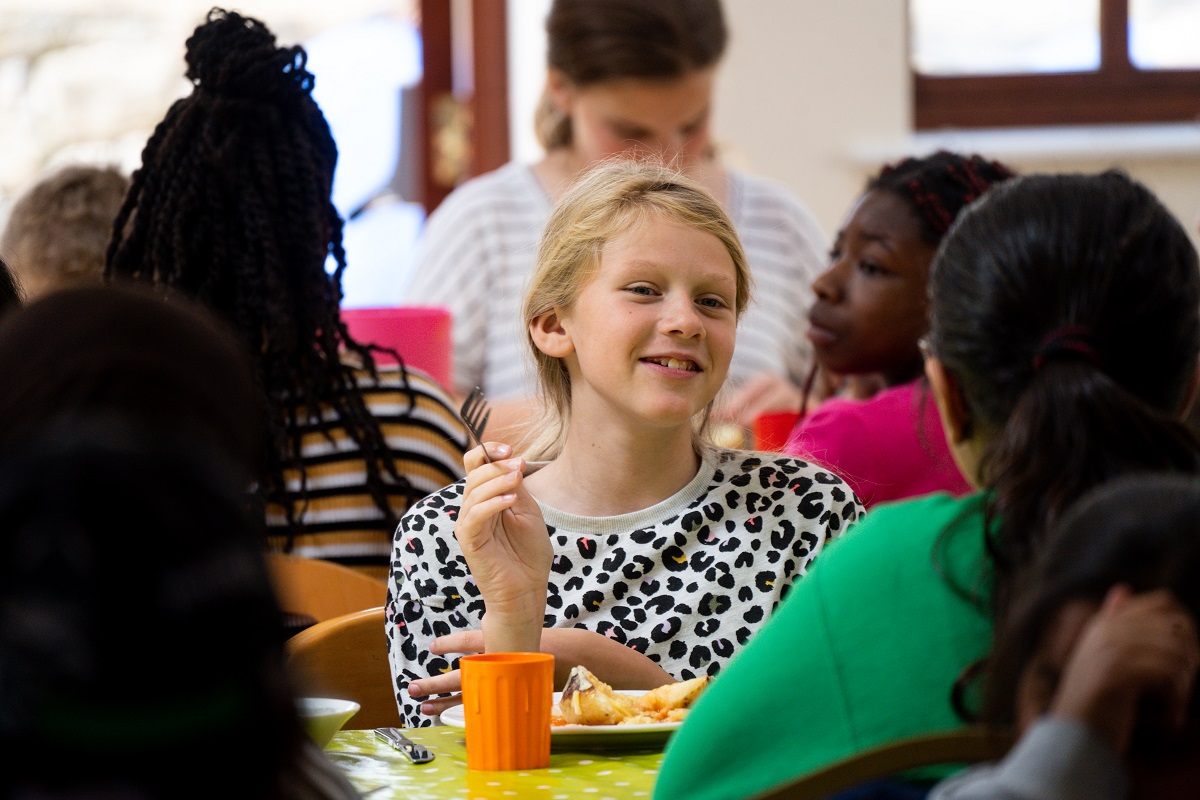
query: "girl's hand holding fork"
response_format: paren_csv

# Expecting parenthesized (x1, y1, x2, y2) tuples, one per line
(408, 439, 551, 716)
(455, 441, 552, 654)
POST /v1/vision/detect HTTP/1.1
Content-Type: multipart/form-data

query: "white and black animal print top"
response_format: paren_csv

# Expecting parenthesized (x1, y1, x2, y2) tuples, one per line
(385, 448, 863, 727)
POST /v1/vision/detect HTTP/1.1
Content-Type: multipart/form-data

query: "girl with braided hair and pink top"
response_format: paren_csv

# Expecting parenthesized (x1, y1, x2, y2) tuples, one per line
(784, 151, 1015, 507)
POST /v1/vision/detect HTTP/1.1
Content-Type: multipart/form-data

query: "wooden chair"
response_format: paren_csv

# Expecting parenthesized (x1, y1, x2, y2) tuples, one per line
(748, 727, 1014, 800)
(285, 605, 402, 730)
(265, 552, 387, 630)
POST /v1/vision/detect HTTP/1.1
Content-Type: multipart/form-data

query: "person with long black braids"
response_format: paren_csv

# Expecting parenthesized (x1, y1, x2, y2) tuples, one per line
(107, 8, 468, 580)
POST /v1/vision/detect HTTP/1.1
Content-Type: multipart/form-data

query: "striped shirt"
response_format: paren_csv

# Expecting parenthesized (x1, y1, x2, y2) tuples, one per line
(264, 363, 468, 580)
(405, 162, 828, 403)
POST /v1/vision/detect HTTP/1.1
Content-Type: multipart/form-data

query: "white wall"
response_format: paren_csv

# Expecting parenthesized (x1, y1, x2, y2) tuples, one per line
(714, 0, 910, 240)
(711, 1, 1200, 250)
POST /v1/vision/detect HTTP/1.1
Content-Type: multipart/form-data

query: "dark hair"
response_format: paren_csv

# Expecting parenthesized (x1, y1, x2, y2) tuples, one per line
(981, 474, 1200, 756)
(0, 255, 19, 313)
(929, 170, 1200, 619)
(106, 7, 416, 544)
(537, 0, 727, 149)
(0, 419, 303, 798)
(0, 164, 129, 298)
(0, 284, 263, 483)
(867, 150, 1016, 246)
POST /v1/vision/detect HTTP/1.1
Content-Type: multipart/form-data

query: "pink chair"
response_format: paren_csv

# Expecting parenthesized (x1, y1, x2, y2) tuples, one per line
(340, 306, 453, 390)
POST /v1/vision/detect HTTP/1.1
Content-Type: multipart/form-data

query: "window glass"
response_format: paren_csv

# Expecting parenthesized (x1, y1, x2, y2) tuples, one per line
(910, 0, 1100, 75)
(1130, 0, 1200, 69)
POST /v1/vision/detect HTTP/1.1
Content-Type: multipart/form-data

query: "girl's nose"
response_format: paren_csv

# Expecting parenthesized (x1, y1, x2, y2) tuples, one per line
(812, 261, 844, 303)
(660, 296, 705, 338)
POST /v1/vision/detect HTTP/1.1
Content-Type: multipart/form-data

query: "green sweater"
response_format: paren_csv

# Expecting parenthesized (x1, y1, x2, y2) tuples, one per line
(654, 492, 994, 800)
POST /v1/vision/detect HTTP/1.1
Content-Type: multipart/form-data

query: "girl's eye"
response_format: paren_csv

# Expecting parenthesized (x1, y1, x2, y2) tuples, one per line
(827, 247, 843, 263)
(626, 285, 657, 297)
(857, 261, 888, 277)
(697, 296, 729, 310)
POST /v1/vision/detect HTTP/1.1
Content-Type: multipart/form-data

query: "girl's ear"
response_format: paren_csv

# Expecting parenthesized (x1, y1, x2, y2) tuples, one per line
(926, 357, 972, 444)
(530, 309, 574, 358)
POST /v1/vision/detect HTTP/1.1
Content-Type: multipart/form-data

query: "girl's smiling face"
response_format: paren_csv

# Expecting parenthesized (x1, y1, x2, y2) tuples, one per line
(548, 213, 737, 433)
(806, 189, 938, 384)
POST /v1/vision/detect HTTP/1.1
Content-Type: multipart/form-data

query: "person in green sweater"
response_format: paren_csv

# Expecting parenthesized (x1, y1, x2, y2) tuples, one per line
(654, 169, 1200, 800)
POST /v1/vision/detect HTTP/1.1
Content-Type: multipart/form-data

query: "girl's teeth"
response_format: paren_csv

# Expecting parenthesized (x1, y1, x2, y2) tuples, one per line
(652, 358, 694, 371)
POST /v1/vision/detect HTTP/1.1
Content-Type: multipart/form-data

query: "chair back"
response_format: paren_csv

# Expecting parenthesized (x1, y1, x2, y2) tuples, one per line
(749, 727, 1014, 800)
(265, 552, 387, 627)
(340, 305, 453, 389)
(286, 605, 401, 730)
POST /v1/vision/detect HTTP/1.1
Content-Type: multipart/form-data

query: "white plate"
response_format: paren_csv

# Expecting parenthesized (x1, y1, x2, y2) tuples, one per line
(440, 690, 681, 750)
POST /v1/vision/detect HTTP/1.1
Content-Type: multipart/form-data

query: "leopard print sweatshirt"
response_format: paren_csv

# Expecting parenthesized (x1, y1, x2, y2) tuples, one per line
(385, 448, 863, 726)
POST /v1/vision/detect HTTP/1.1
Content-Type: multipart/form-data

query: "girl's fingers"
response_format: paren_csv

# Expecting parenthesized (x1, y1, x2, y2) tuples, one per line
(456, 494, 521, 548)
(421, 693, 464, 717)
(1101, 583, 1133, 613)
(464, 442, 512, 471)
(461, 457, 524, 502)
(457, 459, 525, 548)
(408, 668, 464, 699)
(408, 668, 466, 717)
(430, 630, 486, 655)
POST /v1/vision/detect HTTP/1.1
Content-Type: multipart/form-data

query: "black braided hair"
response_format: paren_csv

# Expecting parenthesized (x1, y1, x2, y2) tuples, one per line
(868, 150, 1017, 246)
(106, 7, 417, 547)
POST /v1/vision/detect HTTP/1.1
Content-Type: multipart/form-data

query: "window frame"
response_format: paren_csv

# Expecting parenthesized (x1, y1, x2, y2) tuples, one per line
(419, 0, 510, 215)
(912, 0, 1200, 129)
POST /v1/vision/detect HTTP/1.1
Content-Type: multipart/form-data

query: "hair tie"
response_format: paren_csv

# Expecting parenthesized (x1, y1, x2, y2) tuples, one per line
(1032, 325, 1101, 371)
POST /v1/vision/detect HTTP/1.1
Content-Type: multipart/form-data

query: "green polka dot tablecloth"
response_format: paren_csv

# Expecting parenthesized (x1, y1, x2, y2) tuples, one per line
(327, 727, 663, 799)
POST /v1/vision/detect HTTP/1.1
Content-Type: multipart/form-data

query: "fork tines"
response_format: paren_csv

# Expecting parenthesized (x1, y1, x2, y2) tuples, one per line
(459, 386, 492, 463)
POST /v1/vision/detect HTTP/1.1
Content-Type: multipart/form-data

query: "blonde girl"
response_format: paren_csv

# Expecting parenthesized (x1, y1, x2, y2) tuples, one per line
(406, 0, 828, 438)
(385, 159, 861, 727)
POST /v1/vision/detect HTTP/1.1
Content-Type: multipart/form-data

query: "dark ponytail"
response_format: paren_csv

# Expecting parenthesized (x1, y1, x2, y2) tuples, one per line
(929, 170, 1200, 620)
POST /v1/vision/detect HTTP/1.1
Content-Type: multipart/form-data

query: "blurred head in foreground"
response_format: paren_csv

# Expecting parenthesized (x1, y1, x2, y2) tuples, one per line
(983, 474, 1200, 798)
(0, 283, 263, 482)
(0, 420, 303, 798)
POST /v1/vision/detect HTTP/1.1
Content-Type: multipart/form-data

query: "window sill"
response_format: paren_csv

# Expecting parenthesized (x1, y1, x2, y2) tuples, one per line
(849, 122, 1200, 166)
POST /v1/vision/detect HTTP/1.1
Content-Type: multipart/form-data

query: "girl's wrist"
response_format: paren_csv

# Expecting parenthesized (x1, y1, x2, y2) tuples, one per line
(481, 606, 545, 653)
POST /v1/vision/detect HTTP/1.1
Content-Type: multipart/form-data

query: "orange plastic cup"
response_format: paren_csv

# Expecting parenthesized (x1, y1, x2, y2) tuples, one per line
(460, 652, 554, 770)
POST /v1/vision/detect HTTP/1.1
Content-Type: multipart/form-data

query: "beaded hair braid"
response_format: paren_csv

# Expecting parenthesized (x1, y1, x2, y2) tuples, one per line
(106, 8, 416, 546)
(869, 150, 1016, 245)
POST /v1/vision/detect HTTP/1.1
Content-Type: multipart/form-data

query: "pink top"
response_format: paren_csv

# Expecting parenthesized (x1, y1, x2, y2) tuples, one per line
(783, 379, 972, 507)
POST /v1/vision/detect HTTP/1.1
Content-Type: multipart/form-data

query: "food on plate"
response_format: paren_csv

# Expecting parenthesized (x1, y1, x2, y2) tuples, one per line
(555, 665, 709, 726)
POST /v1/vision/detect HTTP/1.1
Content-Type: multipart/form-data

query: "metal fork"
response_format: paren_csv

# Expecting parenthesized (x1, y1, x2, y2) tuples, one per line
(459, 385, 492, 463)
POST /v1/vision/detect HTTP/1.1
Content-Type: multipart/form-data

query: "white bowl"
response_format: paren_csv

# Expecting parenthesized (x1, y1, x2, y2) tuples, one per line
(297, 697, 361, 747)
